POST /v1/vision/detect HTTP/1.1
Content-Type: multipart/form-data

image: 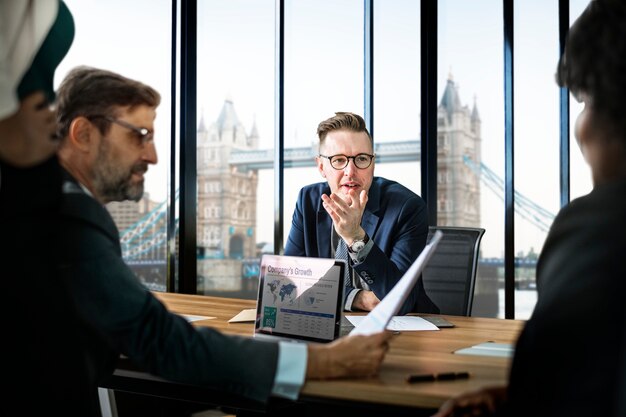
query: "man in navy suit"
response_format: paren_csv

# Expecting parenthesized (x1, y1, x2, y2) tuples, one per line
(284, 112, 438, 315)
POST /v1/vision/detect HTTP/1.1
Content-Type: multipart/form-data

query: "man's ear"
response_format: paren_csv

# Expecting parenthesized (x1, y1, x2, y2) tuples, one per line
(316, 156, 326, 178)
(67, 117, 96, 152)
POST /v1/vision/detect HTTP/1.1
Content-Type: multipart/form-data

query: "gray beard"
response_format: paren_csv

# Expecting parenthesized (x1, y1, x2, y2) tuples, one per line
(94, 173, 144, 203)
(92, 141, 146, 203)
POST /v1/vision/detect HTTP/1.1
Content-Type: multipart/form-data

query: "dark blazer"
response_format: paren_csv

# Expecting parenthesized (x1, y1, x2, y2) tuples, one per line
(2, 157, 98, 416)
(505, 178, 626, 417)
(284, 177, 438, 315)
(55, 171, 280, 407)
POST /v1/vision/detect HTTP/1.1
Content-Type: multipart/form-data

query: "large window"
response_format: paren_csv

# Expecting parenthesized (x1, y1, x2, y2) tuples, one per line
(373, 0, 421, 192)
(57, 1, 591, 319)
(57, 0, 173, 292)
(512, 0, 560, 318)
(282, 0, 364, 249)
(438, 0, 504, 317)
(196, 0, 275, 298)
(187, 0, 591, 318)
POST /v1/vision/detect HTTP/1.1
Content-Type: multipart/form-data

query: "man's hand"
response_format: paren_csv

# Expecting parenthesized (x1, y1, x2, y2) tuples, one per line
(321, 188, 368, 244)
(432, 386, 507, 417)
(306, 331, 392, 380)
(0, 92, 58, 167)
(352, 290, 380, 311)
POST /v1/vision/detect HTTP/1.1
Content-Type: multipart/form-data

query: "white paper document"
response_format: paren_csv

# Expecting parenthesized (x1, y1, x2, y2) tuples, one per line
(349, 231, 443, 336)
(228, 308, 257, 323)
(454, 342, 514, 358)
(182, 314, 216, 323)
(346, 315, 439, 331)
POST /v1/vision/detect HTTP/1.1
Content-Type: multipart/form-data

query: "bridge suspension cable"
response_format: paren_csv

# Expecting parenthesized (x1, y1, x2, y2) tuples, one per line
(462, 155, 555, 232)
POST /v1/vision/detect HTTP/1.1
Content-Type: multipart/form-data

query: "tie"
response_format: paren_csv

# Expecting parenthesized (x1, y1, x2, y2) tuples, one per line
(335, 238, 353, 289)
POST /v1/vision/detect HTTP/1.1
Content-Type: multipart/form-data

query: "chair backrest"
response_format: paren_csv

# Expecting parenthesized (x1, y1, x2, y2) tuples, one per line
(422, 226, 485, 316)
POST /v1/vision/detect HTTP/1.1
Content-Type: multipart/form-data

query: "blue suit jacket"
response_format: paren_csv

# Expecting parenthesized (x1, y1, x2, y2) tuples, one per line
(284, 177, 438, 315)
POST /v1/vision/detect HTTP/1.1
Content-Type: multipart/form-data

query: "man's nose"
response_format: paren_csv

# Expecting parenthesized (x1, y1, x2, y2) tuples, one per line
(143, 141, 158, 165)
(343, 158, 357, 175)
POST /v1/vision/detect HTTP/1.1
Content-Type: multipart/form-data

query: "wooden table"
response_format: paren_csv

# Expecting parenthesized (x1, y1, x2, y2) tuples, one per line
(107, 292, 525, 416)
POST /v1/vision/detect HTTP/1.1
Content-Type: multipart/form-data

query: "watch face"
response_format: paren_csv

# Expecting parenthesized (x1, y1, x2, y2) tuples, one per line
(351, 240, 365, 252)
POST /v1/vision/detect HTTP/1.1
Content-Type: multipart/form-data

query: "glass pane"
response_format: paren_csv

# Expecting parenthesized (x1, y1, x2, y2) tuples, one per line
(197, 0, 275, 298)
(569, 0, 593, 199)
(283, 0, 364, 245)
(57, 0, 173, 292)
(513, 0, 560, 319)
(438, 0, 504, 317)
(373, 0, 421, 193)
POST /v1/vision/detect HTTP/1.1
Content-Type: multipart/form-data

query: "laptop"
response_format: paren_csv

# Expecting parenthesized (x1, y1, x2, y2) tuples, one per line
(253, 254, 347, 344)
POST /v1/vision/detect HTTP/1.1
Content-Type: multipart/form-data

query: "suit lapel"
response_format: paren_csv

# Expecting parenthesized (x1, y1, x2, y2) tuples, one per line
(361, 211, 380, 239)
(362, 178, 381, 238)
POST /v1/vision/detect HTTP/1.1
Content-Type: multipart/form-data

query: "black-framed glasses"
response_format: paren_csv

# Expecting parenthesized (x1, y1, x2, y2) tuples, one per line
(90, 115, 154, 145)
(318, 153, 375, 170)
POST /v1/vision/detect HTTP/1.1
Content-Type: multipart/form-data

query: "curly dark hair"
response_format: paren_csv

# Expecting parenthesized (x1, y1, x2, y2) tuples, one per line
(556, 0, 626, 136)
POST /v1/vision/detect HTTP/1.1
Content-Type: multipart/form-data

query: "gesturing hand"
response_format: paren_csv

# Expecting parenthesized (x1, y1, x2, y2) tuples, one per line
(321, 188, 368, 244)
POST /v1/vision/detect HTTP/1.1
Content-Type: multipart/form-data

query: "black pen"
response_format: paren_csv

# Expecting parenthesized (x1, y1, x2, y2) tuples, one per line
(407, 372, 470, 383)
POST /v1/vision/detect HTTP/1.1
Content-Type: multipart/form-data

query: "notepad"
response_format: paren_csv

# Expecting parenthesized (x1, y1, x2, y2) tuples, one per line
(229, 308, 256, 323)
(454, 342, 514, 358)
(346, 315, 439, 332)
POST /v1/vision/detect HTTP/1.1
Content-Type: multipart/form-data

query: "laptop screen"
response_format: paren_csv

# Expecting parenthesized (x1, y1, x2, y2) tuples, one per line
(254, 255, 346, 344)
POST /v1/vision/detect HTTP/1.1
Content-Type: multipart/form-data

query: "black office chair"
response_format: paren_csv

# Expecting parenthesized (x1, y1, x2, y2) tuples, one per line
(422, 226, 485, 316)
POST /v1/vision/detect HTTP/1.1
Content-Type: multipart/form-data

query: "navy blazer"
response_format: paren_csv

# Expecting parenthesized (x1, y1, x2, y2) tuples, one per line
(56, 171, 280, 404)
(284, 177, 438, 315)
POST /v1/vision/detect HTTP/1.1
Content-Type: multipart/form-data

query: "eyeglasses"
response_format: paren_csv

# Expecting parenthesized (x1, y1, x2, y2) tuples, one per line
(90, 115, 154, 145)
(318, 153, 375, 170)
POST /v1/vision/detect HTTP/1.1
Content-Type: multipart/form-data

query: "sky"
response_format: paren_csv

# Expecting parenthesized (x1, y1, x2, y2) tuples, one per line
(56, 0, 593, 259)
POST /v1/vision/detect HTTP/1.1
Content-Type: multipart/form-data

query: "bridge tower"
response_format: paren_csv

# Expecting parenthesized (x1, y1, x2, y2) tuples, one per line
(436, 73, 482, 227)
(197, 98, 259, 292)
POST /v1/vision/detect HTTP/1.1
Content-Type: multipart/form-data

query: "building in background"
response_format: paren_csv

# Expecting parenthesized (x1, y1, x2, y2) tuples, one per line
(437, 73, 482, 227)
(196, 99, 259, 293)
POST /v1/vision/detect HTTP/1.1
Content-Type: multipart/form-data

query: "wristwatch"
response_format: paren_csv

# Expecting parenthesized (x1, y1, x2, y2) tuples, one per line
(348, 233, 370, 254)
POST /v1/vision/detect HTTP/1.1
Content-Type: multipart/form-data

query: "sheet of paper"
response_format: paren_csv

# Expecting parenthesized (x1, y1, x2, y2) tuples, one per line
(346, 315, 439, 331)
(182, 314, 216, 323)
(454, 342, 514, 358)
(228, 308, 257, 323)
(349, 230, 443, 336)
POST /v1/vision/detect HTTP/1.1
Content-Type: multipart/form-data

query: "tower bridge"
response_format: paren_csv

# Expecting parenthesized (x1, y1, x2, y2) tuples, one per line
(228, 140, 421, 170)
(117, 85, 549, 304)
(122, 144, 553, 261)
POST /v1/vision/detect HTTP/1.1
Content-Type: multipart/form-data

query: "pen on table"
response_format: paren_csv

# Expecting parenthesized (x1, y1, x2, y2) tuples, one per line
(407, 372, 470, 383)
